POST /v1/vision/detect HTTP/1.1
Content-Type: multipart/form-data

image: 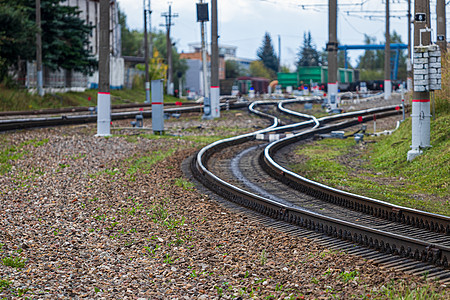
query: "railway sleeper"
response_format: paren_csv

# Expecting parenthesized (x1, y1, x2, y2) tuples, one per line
(258, 152, 449, 236)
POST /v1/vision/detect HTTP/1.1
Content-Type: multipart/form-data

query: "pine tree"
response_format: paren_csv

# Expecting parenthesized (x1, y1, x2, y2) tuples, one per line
(256, 32, 279, 74)
(2, 0, 97, 78)
(0, 3, 35, 81)
(296, 31, 320, 68)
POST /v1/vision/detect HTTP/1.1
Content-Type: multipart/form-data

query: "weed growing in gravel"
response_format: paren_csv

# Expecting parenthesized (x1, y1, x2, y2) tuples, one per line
(380, 279, 447, 299)
(174, 177, 195, 191)
(126, 149, 177, 176)
(338, 270, 359, 283)
(311, 277, 319, 284)
(215, 285, 224, 297)
(0, 279, 11, 292)
(260, 249, 267, 265)
(2, 256, 26, 269)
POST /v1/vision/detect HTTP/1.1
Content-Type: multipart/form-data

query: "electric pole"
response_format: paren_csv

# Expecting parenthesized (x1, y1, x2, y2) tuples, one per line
(407, 0, 412, 90)
(384, 0, 391, 100)
(161, 4, 178, 96)
(36, 0, 44, 96)
(97, 0, 111, 136)
(327, 0, 338, 111)
(436, 0, 446, 52)
(210, 0, 220, 118)
(278, 35, 281, 73)
(144, 0, 152, 103)
(408, 0, 432, 160)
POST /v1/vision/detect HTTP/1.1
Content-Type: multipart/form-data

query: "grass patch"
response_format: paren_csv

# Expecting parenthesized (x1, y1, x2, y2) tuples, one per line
(126, 148, 178, 176)
(2, 256, 26, 269)
(290, 112, 449, 215)
(0, 138, 49, 174)
(0, 86, 185, 112)
(379, 279, 447, 300)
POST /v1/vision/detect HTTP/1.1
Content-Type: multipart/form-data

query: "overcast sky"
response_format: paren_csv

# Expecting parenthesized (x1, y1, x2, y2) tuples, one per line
(117, 0, 449, 70)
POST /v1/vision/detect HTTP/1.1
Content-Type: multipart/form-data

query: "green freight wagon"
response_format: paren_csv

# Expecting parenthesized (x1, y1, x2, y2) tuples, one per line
(277, 67, 356, 88)
(277, 73, 298, 88)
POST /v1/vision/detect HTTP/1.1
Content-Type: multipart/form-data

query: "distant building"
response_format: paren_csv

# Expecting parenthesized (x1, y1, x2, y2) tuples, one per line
(187, 43, 253, 73)
(180, 47, 225, 97)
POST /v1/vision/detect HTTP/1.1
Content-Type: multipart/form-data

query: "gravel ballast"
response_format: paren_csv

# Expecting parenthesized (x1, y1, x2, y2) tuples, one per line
(0, 109, 447, 299)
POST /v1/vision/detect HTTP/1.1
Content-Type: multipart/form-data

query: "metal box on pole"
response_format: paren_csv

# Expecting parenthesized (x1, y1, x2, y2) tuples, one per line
(152, 79, 164, 134)
(196, 3, 209, 22)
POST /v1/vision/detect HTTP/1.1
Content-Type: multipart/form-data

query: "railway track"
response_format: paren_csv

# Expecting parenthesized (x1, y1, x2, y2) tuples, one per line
(190, 98, 450, 283)
(0, 101, 248, 132)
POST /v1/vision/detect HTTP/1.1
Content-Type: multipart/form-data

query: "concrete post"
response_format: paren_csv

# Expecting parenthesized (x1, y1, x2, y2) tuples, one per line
(210, 0, 220, 118)
(384, 0, 392, 100)
(97, 0, 111, 137)
(36, 0, 44, 97)
(327, 0, 338, 111)
(407, 0, 413, 90)
(408, 0, 432, 161)
(436, 0, 446, 53)
(144, 0, 150, 103)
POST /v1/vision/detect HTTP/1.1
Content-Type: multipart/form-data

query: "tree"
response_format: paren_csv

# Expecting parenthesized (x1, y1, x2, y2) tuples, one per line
(225, 60, 244, 78)
(151, 30, 187, 92)
(256, 32, 279, 74)
(249, 60, 272, 78)
(357, 32, 406, 81)
(296, 31, 320, 68)
(118, 7, 144, 57)
(2, 0, 97, 84)
(136, 49, 167, 81)
(0, 3, 35, 82)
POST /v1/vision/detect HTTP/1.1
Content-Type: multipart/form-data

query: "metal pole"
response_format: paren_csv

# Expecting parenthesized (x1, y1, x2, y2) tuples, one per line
(407, 0, 413, 90)
(210, 0, 219, 118)
(144, 0, 150, 103)
(327, 0, 338, 111)
(36, 0, 44, 97)
(97, 0, 111, 136)
(384, 0, 391, 100)
(201, 11, 208, 99)
(436, 0, 447, 52)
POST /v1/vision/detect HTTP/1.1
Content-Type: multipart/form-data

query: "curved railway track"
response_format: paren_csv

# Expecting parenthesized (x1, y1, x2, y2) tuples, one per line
(190, 98, 450, 283)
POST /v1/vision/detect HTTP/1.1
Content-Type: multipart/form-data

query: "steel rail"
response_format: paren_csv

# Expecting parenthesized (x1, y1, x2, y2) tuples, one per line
(0, 101, 200, 117)
(193, 103, 449, 269)
(262, 118, 450, 236)
(0, 102, 249, 132)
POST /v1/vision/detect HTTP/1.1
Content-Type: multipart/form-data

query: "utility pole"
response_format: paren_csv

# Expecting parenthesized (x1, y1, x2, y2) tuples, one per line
(197, 1, 210, 118)
(144, 0, 152, 103)
(36, 0, 44, 97)
(210, 0, 220, 118)
(278, 35, 281, 73)
(436, 0, 446, 52)
(384, 0, 391, 100)
(407, 0, 412, 90)
(327, 0, 338, 111)
(97, 0, 111, 136)
(161, 4, 178, 96)
(408, 0, 432, 160)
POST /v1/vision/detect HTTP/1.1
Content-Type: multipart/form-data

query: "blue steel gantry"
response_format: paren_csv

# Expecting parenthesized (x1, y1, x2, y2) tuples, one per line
(338, 43, 408, 80)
